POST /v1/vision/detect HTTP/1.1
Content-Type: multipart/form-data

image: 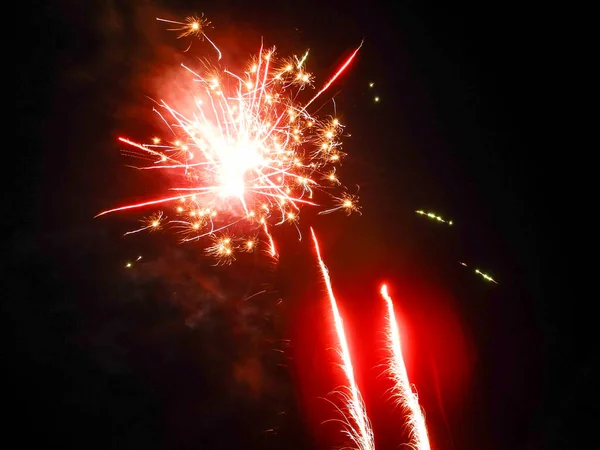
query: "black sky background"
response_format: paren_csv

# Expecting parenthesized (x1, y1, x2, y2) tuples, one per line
(6, 1, 587, 449)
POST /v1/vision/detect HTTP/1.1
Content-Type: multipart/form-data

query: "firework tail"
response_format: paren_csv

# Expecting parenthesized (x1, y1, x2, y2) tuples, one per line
(380, 284, 431, 450)
(310, 228, 375, 450)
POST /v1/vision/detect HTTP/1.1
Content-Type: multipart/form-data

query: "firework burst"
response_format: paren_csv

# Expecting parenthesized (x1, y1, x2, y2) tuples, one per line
(97, 16, 361, 264)
(458, 261, 499, 284)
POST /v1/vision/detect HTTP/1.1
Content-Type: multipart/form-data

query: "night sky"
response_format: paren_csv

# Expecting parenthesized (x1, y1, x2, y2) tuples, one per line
(7, 1, 588, 449)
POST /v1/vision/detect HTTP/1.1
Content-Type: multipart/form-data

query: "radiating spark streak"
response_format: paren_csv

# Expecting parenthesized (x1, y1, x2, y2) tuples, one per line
(96, 193, 199, 217)
(243, 289, 266, 302)
(263, 221, 277, 257)
(180, 218, 243, 243)
(380, 284, 431, 450)
(303, 41, 363, 110)
(118, 137, 178, 163)
(201, 33, 222, 60)
(297, 50, 310, 69)
(416, 210, 453, 225)
(310, 228, 375, 450)
(249, 191, 317, 207)
(152, 107, 178, 136)
(123, 227, 154, 236)
(133, 161, 213, 170)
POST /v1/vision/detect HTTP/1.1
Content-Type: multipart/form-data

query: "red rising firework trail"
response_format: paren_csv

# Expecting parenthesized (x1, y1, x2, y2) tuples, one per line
(310, 228, 375, 450)
(380, 284, 431, 450)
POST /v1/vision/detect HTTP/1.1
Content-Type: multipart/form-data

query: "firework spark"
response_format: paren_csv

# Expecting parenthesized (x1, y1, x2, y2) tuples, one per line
(416, 210, 453, 225)
(310, 228, 375, 450)
(458, 262, 499, 284)
(122, 211, 165, 236)
(475, 268, 498, 284)
(157, 15, 222, 59)
(319, 192, 361, 216)
(380, 284, 431, 450)
(97, 16, 361, 264)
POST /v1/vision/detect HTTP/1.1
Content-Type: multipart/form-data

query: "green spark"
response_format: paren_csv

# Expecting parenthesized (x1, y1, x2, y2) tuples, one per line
(415, 210, 452, 225)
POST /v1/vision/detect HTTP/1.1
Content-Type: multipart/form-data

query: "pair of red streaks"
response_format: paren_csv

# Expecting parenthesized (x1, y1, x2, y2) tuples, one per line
(310, 228, 430, 450)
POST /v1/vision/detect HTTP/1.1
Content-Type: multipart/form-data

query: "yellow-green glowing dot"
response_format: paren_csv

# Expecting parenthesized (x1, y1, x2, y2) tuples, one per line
(374, 96, 380, 102)
(369, 82, 375, 88)
(125, 262, 132, 268)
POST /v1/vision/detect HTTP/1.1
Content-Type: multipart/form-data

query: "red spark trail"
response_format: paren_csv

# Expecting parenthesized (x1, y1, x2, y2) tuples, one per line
(310, 228, 375, 450)
(380, 284, 431, 450)
(303, 41, 363, 111)
(95, 193, 199, 217)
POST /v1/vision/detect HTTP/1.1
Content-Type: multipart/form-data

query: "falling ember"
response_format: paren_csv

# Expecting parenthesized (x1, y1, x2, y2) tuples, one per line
(310, 228, 375, 450)
(380, 285, 431, 450)
(97, 14, 361, 263)
(415, 210, 453, 225)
